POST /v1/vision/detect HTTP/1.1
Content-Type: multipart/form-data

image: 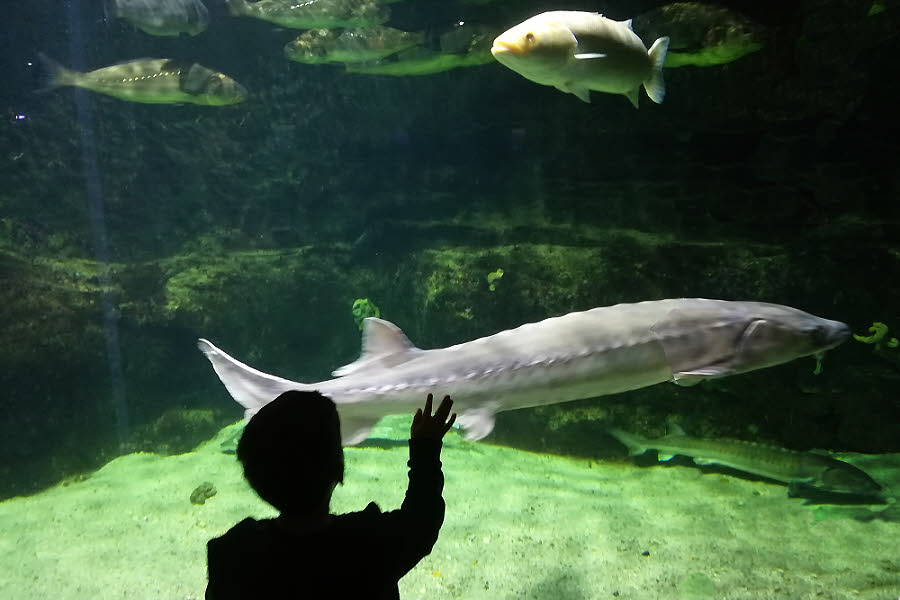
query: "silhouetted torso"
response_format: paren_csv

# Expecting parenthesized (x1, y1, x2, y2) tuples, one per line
(206, 438, 445, 599)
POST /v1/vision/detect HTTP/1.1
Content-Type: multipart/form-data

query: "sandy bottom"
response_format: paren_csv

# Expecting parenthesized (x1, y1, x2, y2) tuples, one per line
(1, 416, 898, 600)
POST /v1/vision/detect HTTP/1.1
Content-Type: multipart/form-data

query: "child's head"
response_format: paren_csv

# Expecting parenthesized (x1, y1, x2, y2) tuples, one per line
(237, 390, 345, 515)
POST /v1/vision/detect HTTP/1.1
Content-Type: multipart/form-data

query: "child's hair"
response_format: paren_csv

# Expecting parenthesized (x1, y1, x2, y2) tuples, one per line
(237, 390, 345, 514)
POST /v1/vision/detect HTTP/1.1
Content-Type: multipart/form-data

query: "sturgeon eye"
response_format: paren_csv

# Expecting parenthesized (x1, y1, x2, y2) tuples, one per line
(525, 32, 535, 44)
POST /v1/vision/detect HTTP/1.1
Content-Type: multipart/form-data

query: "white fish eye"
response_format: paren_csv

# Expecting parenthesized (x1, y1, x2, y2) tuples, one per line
(525, 32, 535, 44)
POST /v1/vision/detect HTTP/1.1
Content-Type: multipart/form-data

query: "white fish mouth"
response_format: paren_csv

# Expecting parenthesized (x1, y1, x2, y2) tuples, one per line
(491, 40, 524, 56)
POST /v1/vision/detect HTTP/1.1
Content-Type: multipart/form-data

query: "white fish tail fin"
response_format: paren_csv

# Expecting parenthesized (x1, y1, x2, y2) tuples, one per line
(197, 338, 310, 420)
(644, 36, 670, 104)
(37, 53, 78, 91)
(225, 0, 250, 16)
(606, 428, 649, 456)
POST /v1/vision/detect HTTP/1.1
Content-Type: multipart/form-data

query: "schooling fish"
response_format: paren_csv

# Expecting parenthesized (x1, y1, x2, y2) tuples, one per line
(105, 0, 209, 37)
(227, 0, 387, 30)
(437, 22, 497, 55)
(607, 424, 883, 497)
(39, 56, 247, 106)
(284, 27, 424, 64)
(345, 46, 493, 76)
(345, 25, 494, 76)
(198, 299, 849, 445)
(491, 11, 669, 106)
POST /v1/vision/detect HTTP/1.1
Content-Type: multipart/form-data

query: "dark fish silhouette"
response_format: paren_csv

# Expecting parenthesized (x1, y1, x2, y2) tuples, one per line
(608, 425, 883, 497)
(106, 0, 209, 36)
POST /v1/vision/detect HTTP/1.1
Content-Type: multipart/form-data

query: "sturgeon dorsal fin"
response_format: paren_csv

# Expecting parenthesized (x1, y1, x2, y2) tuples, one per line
(332, 317, 421, 377)
(665, 422, 687, 437)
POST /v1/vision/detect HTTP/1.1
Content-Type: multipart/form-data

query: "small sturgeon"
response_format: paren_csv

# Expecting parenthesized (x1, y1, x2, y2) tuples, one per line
(197, 299, 850, 445)
(607, 425, 883, 496)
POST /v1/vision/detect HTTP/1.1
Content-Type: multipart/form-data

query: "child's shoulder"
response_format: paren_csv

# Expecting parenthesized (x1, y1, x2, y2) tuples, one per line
(333, 501, 384, 530)
(208, 517, 272, 558)
(338, 501, 382, 520)
(215, 517, 269, 542)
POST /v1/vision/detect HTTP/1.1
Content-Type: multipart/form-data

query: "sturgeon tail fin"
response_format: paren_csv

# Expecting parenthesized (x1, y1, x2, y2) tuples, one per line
(197, 338, 310, 421)
(37, 53, 79, 92)
(225, 0, 250, 16)
(644, 36, 669, 104)
(606, 428, 650, 456)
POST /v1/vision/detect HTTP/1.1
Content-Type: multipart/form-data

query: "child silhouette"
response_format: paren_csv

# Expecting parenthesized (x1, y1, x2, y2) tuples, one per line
(206, 390, 456, 599)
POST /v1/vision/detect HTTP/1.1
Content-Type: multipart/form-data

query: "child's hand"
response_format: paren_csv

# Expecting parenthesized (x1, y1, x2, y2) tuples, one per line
(411, 393, 456, 440)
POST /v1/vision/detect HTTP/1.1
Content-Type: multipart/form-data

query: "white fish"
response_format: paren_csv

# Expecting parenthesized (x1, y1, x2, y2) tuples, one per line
(198, 299, 849, 445)
(491, 11, 669, 106)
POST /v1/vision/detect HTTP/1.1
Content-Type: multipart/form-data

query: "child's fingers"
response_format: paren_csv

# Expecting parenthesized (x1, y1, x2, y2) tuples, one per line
(424, 393, 434, 417)
(433, 396, 453, 421)
(444, 412, 457, 432)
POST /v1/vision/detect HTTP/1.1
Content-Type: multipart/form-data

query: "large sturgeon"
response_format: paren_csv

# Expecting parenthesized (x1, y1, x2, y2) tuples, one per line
(197, 299, 850, 444)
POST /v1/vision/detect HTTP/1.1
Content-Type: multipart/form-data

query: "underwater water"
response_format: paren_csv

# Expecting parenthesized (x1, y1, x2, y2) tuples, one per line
(2, 0, 900, 598)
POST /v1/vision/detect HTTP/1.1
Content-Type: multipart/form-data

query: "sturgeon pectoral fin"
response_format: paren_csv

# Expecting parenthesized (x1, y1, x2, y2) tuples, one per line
(457, 408, 497, 441)
(672, 367, 734, 386)
(653, 306, 745, 384)
(787, 481, 805, 498)
(736, 319, 764, 350)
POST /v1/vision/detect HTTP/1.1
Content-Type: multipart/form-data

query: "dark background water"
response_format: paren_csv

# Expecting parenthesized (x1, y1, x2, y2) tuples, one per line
(1, 0, 899, 498)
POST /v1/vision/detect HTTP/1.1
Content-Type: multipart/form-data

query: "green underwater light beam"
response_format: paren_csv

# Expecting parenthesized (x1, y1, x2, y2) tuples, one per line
(65, 0, 130, 445)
